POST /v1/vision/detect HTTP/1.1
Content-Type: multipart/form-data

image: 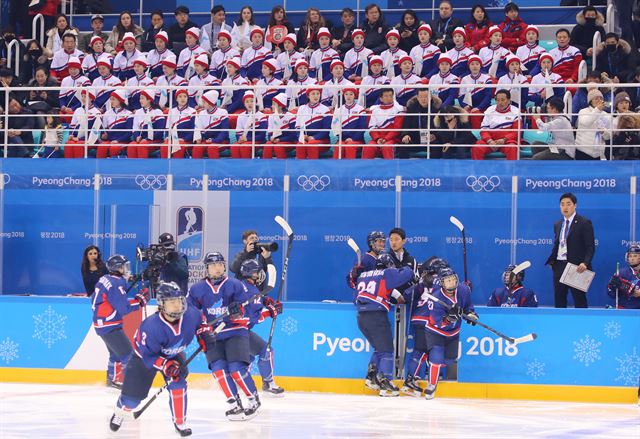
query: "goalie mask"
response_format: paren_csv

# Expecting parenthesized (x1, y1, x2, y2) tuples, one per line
(502, 264, 525, 289)
(626, 245, 640, 268)
(438, 267, 458, 294)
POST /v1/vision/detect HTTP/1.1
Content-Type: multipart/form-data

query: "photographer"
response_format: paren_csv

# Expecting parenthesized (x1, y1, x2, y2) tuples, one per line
(156, 233, 189, 294)
(230, 230, 275, 290)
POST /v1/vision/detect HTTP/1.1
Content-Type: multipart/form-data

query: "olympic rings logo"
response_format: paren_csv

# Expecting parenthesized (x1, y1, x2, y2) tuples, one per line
(135, 175, 167, 191)
(2, 174, 10, 186)
(297, 175, 331, 192)
(466, 175, 501, 192)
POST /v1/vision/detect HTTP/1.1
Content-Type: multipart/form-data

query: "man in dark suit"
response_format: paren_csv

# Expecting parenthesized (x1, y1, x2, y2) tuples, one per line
(388, 227, 417, 293)
(545, 192, 595, 308)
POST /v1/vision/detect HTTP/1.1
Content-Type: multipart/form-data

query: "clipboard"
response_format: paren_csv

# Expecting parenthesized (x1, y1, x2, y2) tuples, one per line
(560, 262, 595, 292)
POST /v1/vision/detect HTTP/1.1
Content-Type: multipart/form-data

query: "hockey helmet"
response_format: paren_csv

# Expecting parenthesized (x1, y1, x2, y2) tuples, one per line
(204, 252, 226, 280)
(106, 254, 130, 276)
(502, 264, 525, 288)
(240, 259, 265, 284)
(367, 230, 386, 254)
(376, 253, 396, 269)
(438, 267, 458, 294)
(156, 281, 187, 320)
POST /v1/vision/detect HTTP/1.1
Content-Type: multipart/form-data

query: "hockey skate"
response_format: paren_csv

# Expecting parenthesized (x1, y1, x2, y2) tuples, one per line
(364, 365, 380, 391)
(173, 422, 192, 437)
(377, 375, 400, 397)
(400, 375, 423, 397)
(109, 412, 124, 432)
(424, 383, 437, 400)
(262, 380, 285, 397)
(243, 392, 261, 419)
(225, 396, 248, 421)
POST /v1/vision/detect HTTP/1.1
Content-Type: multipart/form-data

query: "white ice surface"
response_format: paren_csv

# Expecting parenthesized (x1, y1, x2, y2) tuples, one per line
(1, 382, 639, 439)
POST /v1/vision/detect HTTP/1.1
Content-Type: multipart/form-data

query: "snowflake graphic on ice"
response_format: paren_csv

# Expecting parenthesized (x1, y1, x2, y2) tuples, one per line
(0, 337, 19, 364)
(615, 348, 640, 386)
(526, 358, 545, 380)
(280, 316, 298, 336)
(32, 306, 67, 348)
(573, 335, 602, 367)
(604, 321, 622, 339)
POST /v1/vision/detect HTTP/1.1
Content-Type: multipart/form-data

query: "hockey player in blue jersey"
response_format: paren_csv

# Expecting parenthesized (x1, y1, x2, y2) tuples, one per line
(109, 281, 211, 436)
(347, 230, 387, 290)
(91, 255, 147, 389)
(607, 245, 640, 309)
(401, 256, 449, 397)
(423, 267, 478, 400)
(355, 253, 414, 397)
(487, 264, 538, 307)
(187, 253, 261, 421)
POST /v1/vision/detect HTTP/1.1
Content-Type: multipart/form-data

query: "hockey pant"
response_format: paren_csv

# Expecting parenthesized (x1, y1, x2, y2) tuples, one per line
(405, 325, 428, 379)
(100, 328, 132, 385)
(357, 310, 394, 379)
(425, 331, 459, 387)
(206, 336, 257, 401)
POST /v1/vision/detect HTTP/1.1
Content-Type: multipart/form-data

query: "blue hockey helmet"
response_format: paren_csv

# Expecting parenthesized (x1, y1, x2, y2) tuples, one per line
(419, 257, 449, 288)
(626, 245, 640, 267)
(240, 259, 265, 284)
(438, 267, 458, 294)
(204, 252, 226, 280)
(503, 264, 525, 288)
(156, 281, 186, 320)
(367, 230, 386, 254)
(376, 253, 396, 269)
(106, 254, 130, 276)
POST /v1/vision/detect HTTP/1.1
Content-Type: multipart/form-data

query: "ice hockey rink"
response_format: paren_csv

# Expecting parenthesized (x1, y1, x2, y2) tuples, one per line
(1, 382, 638, 439)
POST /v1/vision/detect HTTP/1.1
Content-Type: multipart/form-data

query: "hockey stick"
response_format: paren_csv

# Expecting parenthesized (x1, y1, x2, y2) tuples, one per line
(449, 216, 468, 282)
(347, 238, 362, 266)
(616, 261, 620, 309)
(425, 292, 537, 346)
(266, 216, 294, 351)
(133, 265, 277, 419)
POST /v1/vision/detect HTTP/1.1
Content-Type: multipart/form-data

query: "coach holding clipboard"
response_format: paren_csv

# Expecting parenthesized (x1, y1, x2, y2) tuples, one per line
(545, 192, 596, 308)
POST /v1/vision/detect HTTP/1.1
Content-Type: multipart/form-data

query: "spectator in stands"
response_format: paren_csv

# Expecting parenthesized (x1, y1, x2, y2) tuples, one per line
(596, 33, 637, 84)
(332, 8, 357, 55)
(575, 88, 611, 160)
(167, 5, 196, 47)
(611, 92, 640, 159)
(400, 88, 441, 158)
(465, 4, 492, 52)
(81, 245, 107, 296)
(6, 97, 35, 158)
(141, 11, 167, 53)
(570, 6, 605, 61)
(10, 0, 31, 39)
(201, 6, 233, 53)
(571, 72, 611, 126)
(49, 33, 84, 84)
(627, 67, 640, 109)
(0, 68, 25, 106)
(297, 7, 328, 53)
(531, 97, 575, 160)
(232, 6, 258, 52)
(473, 89, 520, 160)
(23, 41, 50, 84)
(0, 26, 27, 78)
(27, 0, 61, 39)
(395, 10, 422, 54)
(362, 3, 389, 55)
(267, 5, 296, 52)
(550, 28, 583, 84)
(498, 2, 527, 52)
(432, 106, 476, 159)
(430, 0, 464, 51)
(44, 14, 79, 59)
(79, 14, 112, 54)
(107, 10, 143, 54)
(26, 66, 59, 112)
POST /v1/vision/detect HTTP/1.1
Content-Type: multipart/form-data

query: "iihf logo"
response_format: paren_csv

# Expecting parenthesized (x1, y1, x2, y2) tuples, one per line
(176, 206, 204, 262)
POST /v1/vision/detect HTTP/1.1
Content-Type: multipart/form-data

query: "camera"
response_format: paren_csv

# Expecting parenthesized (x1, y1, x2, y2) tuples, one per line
(134, 243, 174, 294)
(255, 242, 279, 252)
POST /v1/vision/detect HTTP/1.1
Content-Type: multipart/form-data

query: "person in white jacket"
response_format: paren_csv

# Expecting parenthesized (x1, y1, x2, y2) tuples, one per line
(575, 88, 612, 160)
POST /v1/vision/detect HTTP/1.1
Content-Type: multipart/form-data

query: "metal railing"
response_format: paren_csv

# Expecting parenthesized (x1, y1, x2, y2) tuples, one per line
(32, 14, 45, 48)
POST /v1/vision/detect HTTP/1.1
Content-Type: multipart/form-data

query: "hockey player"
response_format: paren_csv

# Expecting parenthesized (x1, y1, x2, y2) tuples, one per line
(607, 245, 640, 309)
(380, 29, 408, 78)
(186, 253, 261, 421)
(347, 231, 388, 290)
(162, 89, 196, 158)
(59, 57, 90, 116)
(263, 93, 297, 159)
(286, 59, 317, 108)
(516, 25, 546, 76)
(241, 27, 273, 82)
(355, 253, 414, 397)
(113, 32, 142, 81)
(444, 27, 474, 78)
(275, 34, 305, 82)
(360, 56, 390, 108)
(309, 27, 339, 82)
(192, 90, 230, 159)
(188, 54, 220, 108)
(64, 88, 102, 158)
(82, 36, 110, 81)
(126, 55, 154, 111)
(177, 27, 207, 79)
(423, 267, 478, 399)
(209, 30, 240, 81)
(155, 54, 188, 109)
(91, 254, 146, 388)
(429, 56, 460, 108)
(487, 264, 538, 307)
(410, 24, 441, 78)
(91, 54, 122, 111)
(549, 28, 582, 85)
(321, 59, 353, 108)
(234, 91, 268, 159)
(460, 55, 493, 112)
(128, 89, 166, 158)
(97, 90, 132, 158)
(109, 281, 205, 436)
(255, 58, 283, 110)
(363, 88, 404, 159)
(390, 56, 421, 107)
(220, 57, 251, 117)
(497, 55, 529, 108)
(479, 26, 510, 79)
(528, 53, 564, 106)
(147, 31, 172, 78)
(294, 87, 331, 159)
(344, 29, 373, 82)
(332, 87, 366, 159)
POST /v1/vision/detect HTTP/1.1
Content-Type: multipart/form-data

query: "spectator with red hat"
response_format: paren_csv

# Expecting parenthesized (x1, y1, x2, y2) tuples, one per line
(126, 54, 155, 111)
(390, 56, 422, 107)
(363, 88, 404, 159)
(192, 90, 230, 159)
(255, 58, 283, 110)
(276, 34, 305, 81)
(58, 56, 90, 114)
(113, 32, 142, 81)
(64, 88, 102, 158)
(465, 5, 492, 52)
(82, 36, 110, 81)
(344, 29, 374, 82)
(188, 54, 220, 108)
(410, 24, 441, 78)
(162, 88, 196, 158)
(129, 89, 166, 158)
(516, 25, 546, 76)
(287, 59, 318, 108)
(177, 27, 207, 79)
(361, 55, 391, 107)
(474, 89, 520, 160)
(429, 55, 460, 107)
(167, 5, 198, 45)
(233, 91, 268, 158)
(444, 27, 474, 78)
(498, 2, 527, 52)
(528, 53, 564, 106)
(497, 55, 529, 108)
(321, 59, 354, 108)
(460, 54, 493, 112)
(263, 93, 298, 159)
(91, 54, 122, 111)
(241, 27, 273, 82)
(332, 86, 367, 159)
(479, 26, 511, 78)
(155, 53, 188, 109)
(147, 31, 172, 78)
(309, 27, 340, 81)
(210, 30, 240, 80)
(380, 28, 408, 77)
(98, 89, 132, 158)
(220, 57, 251, 116)
(295, 86, 332, 159)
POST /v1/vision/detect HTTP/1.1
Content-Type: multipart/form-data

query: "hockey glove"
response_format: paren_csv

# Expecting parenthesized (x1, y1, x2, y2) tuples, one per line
(465, 311, 479, 326)
(445, 304, 462, 323)
(348, 265, 365, 289)
(135, 288, 150, 307)
(227, 301, 244, 318)
(158, 358, 183, 381)
(196, 324, 214, 352)
(267, 301, 283, 318)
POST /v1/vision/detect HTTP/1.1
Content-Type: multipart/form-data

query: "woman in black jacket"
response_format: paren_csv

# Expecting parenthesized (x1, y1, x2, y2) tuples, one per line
(432, 106, 477, 159)
(361, 3, 389, 55)
(396, 10, 422, 53)
(81, 245, 108, 296)
(296, 7, 328, 52)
